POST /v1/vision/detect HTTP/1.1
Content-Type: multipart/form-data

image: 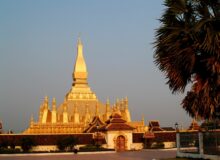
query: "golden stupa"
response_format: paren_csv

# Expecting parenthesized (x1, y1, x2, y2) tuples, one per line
(23, 38, 145, 134)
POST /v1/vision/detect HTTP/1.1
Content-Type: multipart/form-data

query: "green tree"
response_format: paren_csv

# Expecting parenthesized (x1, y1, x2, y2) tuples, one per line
(154, 0, 220, 120)
(0, 140, 8, 149)
(21, 137, 35, 152)
(57, 136, 78, 151)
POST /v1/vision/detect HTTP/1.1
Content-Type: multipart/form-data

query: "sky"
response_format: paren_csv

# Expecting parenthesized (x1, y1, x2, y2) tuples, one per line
(0, 0, 193, 133)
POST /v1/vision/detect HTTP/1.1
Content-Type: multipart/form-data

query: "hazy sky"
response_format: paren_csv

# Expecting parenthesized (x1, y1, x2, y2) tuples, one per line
(0, 0, 193, 133)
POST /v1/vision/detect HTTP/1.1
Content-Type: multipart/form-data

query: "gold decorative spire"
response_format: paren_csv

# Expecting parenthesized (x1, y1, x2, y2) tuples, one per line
(44, 96, 49, 109)
(142, 114, 145, 125)
(120, 99, 125, 110)
(124, 97, 128, 110)
(106, 98, 110, 113)
(116, 98, 119, 105)
(72, 37, 88, 85)
(52, 97, 56, 111)
(106, 98, 110, 105)
(30, 114, 34, 125)
(63, 99, 67, 112)
(51, 98, 57, 124)
(95, 102, 99, 116)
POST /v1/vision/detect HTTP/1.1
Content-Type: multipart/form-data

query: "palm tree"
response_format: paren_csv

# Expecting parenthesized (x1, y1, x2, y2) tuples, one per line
(154, 0, 220, 120)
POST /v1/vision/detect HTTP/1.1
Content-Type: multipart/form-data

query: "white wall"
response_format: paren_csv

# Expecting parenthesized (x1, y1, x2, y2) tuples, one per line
(130, 143, 143, 150)
(164, 142, 176, 148)
(105, 130, 133, 150)
(32, 145, 57, 152)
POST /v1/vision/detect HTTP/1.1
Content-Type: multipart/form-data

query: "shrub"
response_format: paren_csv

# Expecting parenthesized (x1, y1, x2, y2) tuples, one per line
(56, 136, 78, 151)
(21, 137, 35, 152)
(0, 148, 21, 154)
(0, 140, 8, 149)
(151, 142, 164, 149)
(9, 142, 15, 149)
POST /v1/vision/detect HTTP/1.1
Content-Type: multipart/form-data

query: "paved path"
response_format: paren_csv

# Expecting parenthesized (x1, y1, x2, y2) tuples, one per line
(0, 149, 176, 160)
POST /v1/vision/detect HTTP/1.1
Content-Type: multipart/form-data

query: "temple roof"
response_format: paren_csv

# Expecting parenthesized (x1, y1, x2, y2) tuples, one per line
(99, 113, 134, 131)
(148, 120, 164, 132)
(149, 121, 160, 127)
(105, 113, 127, 124)
(143, 132, 155, 139)
(161, 127, 175, 131)
(84, 116, 105, 133)
(188, 120, 200, 131)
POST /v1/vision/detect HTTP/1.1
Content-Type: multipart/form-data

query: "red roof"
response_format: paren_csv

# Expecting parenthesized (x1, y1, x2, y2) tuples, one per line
(150, 121, 160, 127)
(188, 121, 200, 131)
(101, 113, 134, 131)
(110, 113, 121, 119)
(84, 116, 105, 133)
(106, 118, 126, 124)
(162, 127, 175, 131)
(150, 127, 164, 132)
(149, 120, 164, 132)
(101, 123, 134, 131)
(143, 132, 155, 139)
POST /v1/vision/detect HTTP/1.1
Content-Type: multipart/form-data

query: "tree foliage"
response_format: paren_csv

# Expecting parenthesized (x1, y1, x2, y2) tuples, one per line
(56, 136, 78, 151)
(21, 137, 35, 152)
(0, 140, 8, 149)
(154, 0, 220, 119)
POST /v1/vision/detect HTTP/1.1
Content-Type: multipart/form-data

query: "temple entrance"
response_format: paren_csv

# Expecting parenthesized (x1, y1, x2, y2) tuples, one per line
(116, 135, 126, 151)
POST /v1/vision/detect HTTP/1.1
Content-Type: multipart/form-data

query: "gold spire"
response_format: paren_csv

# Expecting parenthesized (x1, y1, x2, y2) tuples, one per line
(142, 114, 145, 125)
(72, 37, 88, 85)
(95, 102, 99, 116)
(124, 97, 128, 110)
(52, 97, 56, 111)
(44, 96, 49, 109)
(51, 98, 57, 124)
(30, 114, 34, 125)
(63, 99, 67, 112)
(106, 98, 110, 105)
(106, 98, 110, 113)
(66, 38, 97, 101)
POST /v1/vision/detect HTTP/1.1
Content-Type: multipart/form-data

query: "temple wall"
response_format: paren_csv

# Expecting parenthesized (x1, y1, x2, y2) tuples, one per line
(0, 133, 94, 146)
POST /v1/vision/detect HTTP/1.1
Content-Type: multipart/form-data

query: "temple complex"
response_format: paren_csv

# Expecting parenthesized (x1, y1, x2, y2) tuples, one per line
(23, 38, 146, 134)
(0, 39, 200, 152)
